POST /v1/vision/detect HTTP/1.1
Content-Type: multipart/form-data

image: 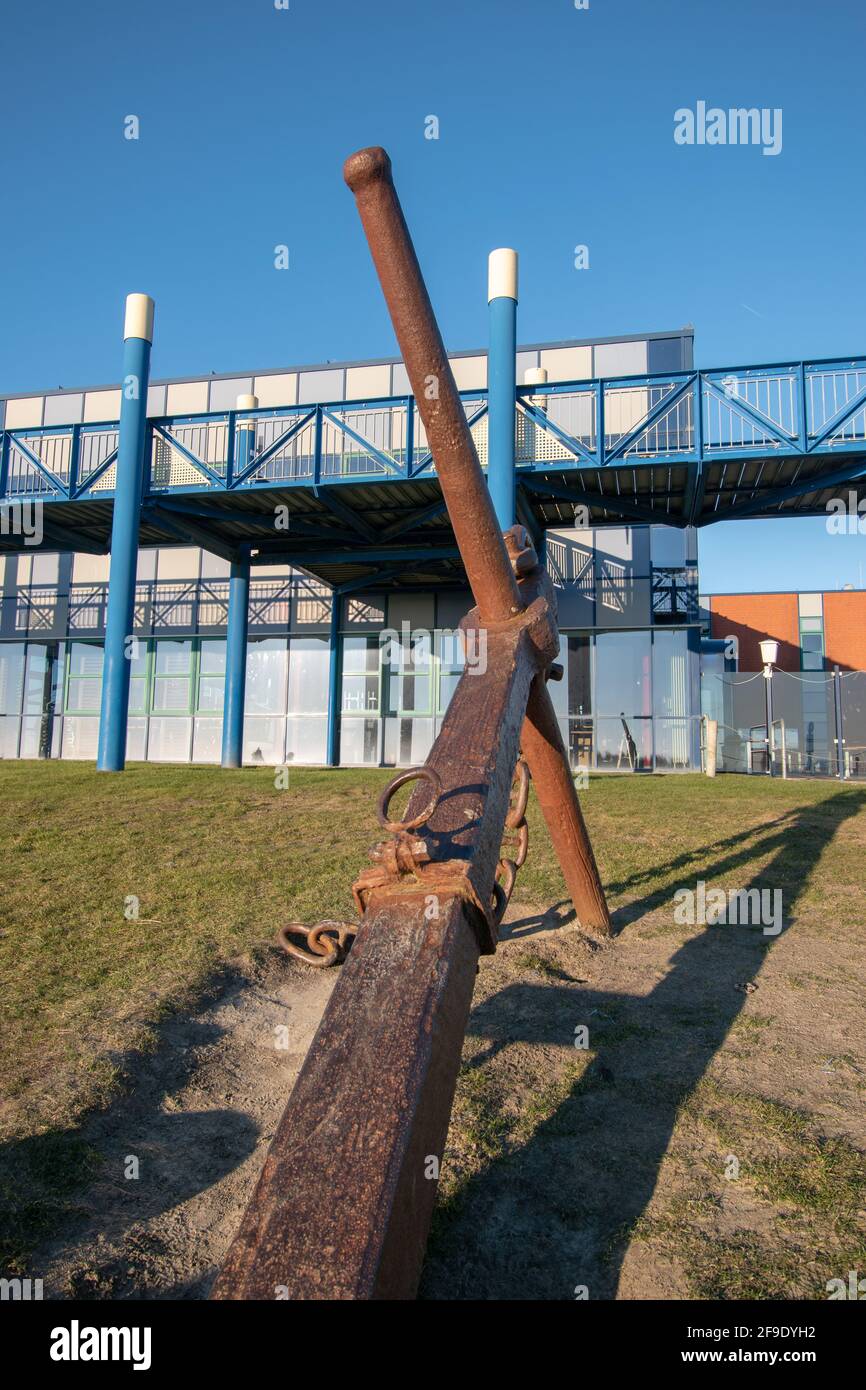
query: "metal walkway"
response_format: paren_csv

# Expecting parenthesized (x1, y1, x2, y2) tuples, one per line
(2, 356, 865, 589)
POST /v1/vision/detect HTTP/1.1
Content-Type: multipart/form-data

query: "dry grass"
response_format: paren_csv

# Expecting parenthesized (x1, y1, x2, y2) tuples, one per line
(1, 761, 865, 1293)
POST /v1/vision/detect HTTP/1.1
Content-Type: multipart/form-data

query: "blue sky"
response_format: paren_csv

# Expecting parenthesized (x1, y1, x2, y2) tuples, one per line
(0, 0, 863, 591)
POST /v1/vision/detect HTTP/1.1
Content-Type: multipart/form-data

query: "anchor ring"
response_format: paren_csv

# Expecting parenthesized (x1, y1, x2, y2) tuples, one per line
(377, 765, 442, 833)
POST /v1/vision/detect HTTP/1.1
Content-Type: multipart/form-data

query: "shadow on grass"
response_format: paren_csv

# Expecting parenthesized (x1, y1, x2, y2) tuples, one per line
(420, 786, 866, 1301)
(0, 970, 260, 1288)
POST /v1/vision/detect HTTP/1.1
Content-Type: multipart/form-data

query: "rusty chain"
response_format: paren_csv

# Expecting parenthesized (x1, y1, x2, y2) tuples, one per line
(280, 760, 530, 964)
(279, 766, 441, 967)
(491, 757, 530, 927)
(279, 920, 359, 968)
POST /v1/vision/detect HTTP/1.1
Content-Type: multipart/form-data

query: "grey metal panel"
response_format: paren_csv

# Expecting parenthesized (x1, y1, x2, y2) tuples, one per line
(298, 368, 346, 404)
(0, 330, 693, 404)
(208, 377, 254, 411)
(43, 393, 83, 426)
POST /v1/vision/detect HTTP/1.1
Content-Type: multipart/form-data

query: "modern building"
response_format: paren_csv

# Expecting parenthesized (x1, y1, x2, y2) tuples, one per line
(2, 315, 864, 776)
(700, 587, 866, 778)
(703, 588, 866, 673)
(0, 328, 710, 771)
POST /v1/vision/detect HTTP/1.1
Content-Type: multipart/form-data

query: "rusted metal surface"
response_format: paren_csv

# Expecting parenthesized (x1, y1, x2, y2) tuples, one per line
(342, 146, 609, 935)
(214, 607, 541, 1299)
(342, 146, 521, 627)
(460, 525, 611, 935)
(213, 146, 611, 1301)
(213, 892, 480, 1300)
(521, 677, 612, 933)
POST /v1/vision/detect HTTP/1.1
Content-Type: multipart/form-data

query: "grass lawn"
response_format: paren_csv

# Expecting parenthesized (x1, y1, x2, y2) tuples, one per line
(1, 760, 865, 1296)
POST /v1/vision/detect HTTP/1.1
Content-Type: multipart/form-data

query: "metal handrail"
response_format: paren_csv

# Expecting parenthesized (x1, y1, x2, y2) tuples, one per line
(3, 356, 865, 505)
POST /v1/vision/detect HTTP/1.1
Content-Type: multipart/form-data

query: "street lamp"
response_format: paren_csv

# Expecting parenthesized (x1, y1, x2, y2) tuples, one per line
(760, 640, 778, 774)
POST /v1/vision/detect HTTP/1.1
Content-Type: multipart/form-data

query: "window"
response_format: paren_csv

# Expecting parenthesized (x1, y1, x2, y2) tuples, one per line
(0, 644, 26, 716)
(153, 639, 193, 712)
(567, 636, 592, 717)
(66, 642, 103, 712)
(288, 637, 329, 713)
(595, 715, 652, 771)
(384, 630, 432, 716)
(23, 643, 61, 715)
(342, 637, 380, 713)
(546, 635, 591, 768)
(128, 639, 149, 713)
(801, 632, 824, 672)
(245, 638, 288, 715)
(594, 630, 652, 717)
(652, 630, 689, 717)
(436, 629, 465, 714)
(198, 640, 226, 712)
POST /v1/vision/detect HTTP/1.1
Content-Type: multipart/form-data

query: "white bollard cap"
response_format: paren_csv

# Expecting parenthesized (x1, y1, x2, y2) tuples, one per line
(123, 293, 155, 343)
(524, 367, 548, 387)
(488, 248, 518, 303)
(236, 393, 259, 411)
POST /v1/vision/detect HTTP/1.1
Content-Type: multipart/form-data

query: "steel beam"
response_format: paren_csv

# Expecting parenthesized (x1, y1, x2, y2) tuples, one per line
(523, 473, 663, 526)
(249, 544, 460, 566)
(146, 504, 238, 562)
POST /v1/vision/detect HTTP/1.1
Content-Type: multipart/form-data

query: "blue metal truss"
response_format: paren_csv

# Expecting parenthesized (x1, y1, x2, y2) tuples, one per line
(2, 357, 865, 538)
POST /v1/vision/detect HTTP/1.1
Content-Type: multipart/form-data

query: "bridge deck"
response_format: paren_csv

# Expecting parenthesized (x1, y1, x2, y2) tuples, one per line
(2, 357, 864, 588)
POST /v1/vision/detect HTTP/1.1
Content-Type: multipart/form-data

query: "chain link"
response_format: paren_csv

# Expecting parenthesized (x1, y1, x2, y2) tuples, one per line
(279, 920, 358, 968)
(492, 758, 530, 927)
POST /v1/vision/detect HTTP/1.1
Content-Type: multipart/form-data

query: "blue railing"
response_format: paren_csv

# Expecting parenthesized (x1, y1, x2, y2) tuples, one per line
(2, 357, 865, 505)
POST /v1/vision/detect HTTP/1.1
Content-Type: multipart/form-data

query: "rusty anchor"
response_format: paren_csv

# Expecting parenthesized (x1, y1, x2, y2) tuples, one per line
(212, 146, 610, 1302)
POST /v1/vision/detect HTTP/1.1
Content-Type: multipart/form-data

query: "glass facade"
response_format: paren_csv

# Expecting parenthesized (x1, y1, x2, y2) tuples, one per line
(0, 619, 704, 770)
(550, 626, 697, 773)
(0, 522, 706, 769)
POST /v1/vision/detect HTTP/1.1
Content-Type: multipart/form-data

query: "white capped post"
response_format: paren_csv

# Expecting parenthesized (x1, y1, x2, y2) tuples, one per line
(488, 249, 519, 527)
(123, 292, 155, 343)
(487, 248, 518, 304)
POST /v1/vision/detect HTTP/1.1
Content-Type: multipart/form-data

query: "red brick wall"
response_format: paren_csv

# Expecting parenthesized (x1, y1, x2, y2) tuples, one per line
(824, 593, 866, 672)
(709, 594, 800, 671)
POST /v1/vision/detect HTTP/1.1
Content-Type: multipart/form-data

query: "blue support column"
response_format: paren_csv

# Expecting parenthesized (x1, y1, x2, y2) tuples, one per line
(221, 397, 257, 769)
(487, 248, 518, 530)
(221, 548, 251, 768)
(326, 589, 342, 767)
(97, 293, 154, 772)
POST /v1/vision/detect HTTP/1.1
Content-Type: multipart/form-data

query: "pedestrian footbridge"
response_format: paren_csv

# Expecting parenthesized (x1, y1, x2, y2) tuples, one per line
(2, 356, 864, 591)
